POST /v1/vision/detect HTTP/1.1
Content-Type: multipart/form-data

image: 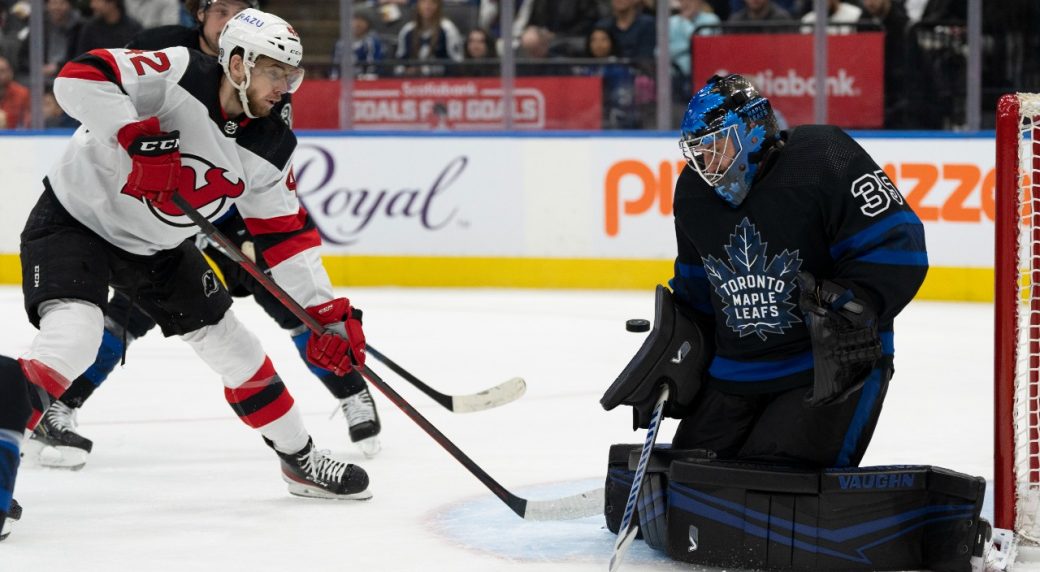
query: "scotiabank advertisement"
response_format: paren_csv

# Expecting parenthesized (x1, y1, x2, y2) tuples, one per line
(293, 77, 603, 130)
(692, 33, 884, 128)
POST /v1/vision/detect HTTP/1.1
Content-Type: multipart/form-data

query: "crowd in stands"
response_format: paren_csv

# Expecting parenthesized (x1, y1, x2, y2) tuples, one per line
(0, 0, 1037, 129)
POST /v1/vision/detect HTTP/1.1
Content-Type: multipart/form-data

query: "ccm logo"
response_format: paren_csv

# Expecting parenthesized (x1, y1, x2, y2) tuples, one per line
(139, 140, 179, 152)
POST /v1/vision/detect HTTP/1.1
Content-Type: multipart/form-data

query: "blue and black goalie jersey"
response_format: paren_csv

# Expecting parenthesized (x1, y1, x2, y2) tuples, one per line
(669, 125, 927, 395)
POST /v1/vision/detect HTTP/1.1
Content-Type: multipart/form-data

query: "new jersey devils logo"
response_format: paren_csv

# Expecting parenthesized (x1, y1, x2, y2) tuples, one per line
(124, 153, 246, 227)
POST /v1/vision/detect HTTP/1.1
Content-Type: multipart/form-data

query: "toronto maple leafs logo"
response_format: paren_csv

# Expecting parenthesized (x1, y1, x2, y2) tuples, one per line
(702, 218, 803, 340)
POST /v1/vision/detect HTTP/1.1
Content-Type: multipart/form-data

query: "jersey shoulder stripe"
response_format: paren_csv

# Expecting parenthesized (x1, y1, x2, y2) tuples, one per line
(59, 50, 126, 94)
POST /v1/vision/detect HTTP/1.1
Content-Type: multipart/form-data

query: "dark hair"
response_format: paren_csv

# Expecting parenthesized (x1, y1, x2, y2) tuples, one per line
(409, 0, 444, 58)
(464, 28, 497, 59)
(585, 26, 619, 58)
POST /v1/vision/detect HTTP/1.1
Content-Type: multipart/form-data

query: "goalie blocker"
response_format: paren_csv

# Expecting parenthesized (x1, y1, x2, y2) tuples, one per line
(604, 445, 989, 571)
(601, 285, 710, 429)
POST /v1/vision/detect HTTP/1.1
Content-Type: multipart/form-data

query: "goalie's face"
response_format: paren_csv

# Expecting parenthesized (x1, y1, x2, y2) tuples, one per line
(680, 124, 742, 187)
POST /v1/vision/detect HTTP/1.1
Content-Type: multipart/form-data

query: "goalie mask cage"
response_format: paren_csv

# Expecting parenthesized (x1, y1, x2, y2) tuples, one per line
(996, 92, 1040, 543)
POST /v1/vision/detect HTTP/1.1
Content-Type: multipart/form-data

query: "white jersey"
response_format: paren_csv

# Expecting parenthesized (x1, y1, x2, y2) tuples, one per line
(51, 46, 332, 308)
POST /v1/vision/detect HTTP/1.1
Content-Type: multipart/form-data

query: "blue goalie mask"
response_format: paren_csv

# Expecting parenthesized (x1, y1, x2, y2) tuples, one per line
(679, 74, 780, 207)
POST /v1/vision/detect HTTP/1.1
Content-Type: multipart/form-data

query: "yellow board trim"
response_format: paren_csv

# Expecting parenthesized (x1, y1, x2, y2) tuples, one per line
(0, 253, 993, 301)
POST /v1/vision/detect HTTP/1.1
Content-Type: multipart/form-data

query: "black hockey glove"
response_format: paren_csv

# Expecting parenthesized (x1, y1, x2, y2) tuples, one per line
(796, 272, 883, 408)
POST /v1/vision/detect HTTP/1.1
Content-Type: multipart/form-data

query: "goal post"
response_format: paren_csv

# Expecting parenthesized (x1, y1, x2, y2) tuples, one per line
(995, 92, 1040, 542)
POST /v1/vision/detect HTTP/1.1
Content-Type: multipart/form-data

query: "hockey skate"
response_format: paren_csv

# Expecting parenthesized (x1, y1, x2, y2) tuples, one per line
(1, 499, 22, 541)
(26, 402, 93, 470)
(340, 387, 381, 458)
(266, 437, 371, 500)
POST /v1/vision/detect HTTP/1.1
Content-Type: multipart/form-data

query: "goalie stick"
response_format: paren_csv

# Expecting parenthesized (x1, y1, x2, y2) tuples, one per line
(365, 346, 526, 413)
(608, 385, 670, 572)
(198, 234, 524, 413)
(172, 194, 600, 520)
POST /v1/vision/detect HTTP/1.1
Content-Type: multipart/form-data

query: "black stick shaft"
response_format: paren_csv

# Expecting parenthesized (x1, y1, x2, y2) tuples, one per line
(171, 195, 529, 517)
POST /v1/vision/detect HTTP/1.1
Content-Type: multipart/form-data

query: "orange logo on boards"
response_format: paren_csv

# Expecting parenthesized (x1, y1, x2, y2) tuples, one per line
(603, 159, 1010, 236)
(604, 159, 685, 236)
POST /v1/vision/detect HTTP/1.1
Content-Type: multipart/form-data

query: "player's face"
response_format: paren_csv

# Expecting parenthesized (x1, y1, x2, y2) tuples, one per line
(199, 0, 249, 56)
(246, 58, 304, 116)
(680, 125, 741, 185)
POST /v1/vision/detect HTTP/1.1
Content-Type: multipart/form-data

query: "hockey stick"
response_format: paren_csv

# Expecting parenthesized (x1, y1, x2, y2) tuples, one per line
(199, 228, 523, 412)
(365, 346, 526, 413)
(172, 194, 599, 520)
(608, 385, 670, 572)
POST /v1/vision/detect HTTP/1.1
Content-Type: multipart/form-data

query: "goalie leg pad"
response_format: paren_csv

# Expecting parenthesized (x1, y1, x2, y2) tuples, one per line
(601, 285, 710, 428)
(664, 460, 987, 571)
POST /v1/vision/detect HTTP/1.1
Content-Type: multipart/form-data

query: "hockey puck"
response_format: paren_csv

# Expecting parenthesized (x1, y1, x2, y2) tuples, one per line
(625, 319, 651, 333)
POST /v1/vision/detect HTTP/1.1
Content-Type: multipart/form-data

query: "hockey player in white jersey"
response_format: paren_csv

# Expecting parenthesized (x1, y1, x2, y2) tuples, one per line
(0, 8, 371, 540)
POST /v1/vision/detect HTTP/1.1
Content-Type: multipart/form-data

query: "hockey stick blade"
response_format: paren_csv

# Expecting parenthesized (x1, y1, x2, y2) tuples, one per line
(451, 377, 526, 413)
(170, 194, 587, 522)
(365, 346, 526, 413)
(519, 487, 604, 521)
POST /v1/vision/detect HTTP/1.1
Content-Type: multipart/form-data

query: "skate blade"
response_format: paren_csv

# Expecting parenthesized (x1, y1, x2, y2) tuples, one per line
(39, 445, 88, 470)
(24, 441, 87, 471)
(285, 481, 373, 501)
(355, 436, 381, 459)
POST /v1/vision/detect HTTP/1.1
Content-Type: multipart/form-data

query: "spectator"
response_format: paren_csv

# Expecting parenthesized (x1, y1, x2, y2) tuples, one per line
(0, 54, 29, 128)
(574, 26, 636, 129)
(16, 0, 82, 81)
(919, 0, 965, 22)
(860, 0, 910, 127)
(670, 0, 719, 80)
(395, 0, 464, 76)
(330, 11, 384, 79)
(41, 84, 77, 128)
(75, 0, 143, 55)
(527, 0, 601, 38)
(0, 1, 29, 65)
(596, 0, 655, 60)
(125, 0, 179, 28)
(801, 0, 862, 34)
(729, 0, 802, 18)
(729, 0, 794, 30)
(517, 23, 550, 58)
(462, 27, 497, 76)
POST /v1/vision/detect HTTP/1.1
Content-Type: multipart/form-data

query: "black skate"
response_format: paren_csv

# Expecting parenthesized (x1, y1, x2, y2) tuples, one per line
(266, 437, 371, 500)
(340, 387, 381, 458)
(1, 499, 22, 541)
(27, 402, 93, 470)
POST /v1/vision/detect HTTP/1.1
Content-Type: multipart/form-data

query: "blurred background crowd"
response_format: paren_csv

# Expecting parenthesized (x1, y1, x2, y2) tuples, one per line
(0, 0, 1037, 130)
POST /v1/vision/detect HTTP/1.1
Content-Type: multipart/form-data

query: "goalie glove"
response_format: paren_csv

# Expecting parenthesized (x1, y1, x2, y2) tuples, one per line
(601, 285, 709, 429)
(796, 272, 883, 408)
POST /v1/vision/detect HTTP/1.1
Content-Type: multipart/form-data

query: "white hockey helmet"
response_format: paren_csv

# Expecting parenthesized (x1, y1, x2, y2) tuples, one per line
(218, 8, 304, 116)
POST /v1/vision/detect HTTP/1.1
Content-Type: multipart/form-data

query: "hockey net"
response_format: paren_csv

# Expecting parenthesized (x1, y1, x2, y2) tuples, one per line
(996, 93, 1040, 545)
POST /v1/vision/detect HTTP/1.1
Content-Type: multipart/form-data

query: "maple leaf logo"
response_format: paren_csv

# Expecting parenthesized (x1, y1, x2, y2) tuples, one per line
(702, 218, 802, 341)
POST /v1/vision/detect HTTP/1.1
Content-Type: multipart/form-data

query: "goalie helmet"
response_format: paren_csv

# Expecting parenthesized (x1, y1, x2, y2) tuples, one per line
(218, 8, 304, 117)
(679, 74, 781, 208)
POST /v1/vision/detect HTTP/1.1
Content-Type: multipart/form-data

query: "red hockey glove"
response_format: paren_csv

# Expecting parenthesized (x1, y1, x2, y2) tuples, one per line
(117, 117, 181, 206)
(305, 298, 366, 376)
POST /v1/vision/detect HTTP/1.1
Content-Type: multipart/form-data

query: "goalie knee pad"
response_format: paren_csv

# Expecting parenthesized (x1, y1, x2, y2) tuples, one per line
(601, 285, 710, 428)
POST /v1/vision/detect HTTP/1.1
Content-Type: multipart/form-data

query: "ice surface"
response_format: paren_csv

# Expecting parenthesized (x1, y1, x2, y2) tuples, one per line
(0, 287, 997, 571)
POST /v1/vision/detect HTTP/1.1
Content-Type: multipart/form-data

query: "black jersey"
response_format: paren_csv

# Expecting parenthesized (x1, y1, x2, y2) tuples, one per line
(669, 125, 927, 395)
